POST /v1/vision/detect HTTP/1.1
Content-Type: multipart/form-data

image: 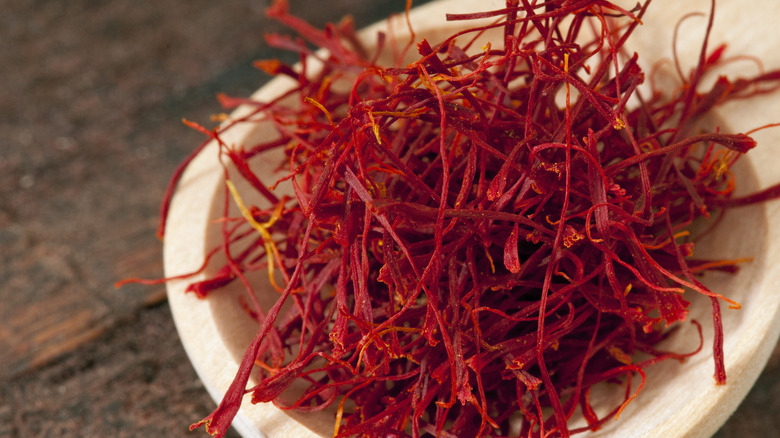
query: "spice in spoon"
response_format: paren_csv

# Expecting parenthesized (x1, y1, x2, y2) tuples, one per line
(153, 0, 780, 436)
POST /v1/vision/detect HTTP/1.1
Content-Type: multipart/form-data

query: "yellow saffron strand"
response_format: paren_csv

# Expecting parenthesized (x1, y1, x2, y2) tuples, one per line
(690, 257, 754, 272)
(304, 96, 334, 127)
(225, 179, 283, 291)
(641, 230, 691, 250)
(368, 111, 382, 145)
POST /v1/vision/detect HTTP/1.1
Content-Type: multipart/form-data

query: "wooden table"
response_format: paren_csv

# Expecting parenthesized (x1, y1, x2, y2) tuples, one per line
(1, 1, 778, 436)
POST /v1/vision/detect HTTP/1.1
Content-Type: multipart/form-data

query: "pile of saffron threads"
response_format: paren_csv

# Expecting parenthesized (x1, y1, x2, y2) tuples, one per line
(158, 0, 780, 436)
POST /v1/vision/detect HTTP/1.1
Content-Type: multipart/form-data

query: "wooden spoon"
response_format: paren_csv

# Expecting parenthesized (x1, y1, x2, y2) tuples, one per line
(164, 1, 780, 436)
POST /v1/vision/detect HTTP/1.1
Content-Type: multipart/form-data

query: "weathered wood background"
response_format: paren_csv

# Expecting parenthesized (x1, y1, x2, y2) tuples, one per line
(1, 0, 778, 436)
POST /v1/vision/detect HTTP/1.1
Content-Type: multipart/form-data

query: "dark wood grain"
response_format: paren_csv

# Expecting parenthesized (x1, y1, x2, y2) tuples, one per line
(1, 0, 778, 436)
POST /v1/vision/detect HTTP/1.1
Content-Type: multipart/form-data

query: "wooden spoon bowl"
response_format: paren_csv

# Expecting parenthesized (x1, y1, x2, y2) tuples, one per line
(164, 1, 780, 436)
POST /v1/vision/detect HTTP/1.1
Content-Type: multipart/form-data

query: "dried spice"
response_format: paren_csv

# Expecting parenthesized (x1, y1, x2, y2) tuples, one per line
(152, 0, 780, 436)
